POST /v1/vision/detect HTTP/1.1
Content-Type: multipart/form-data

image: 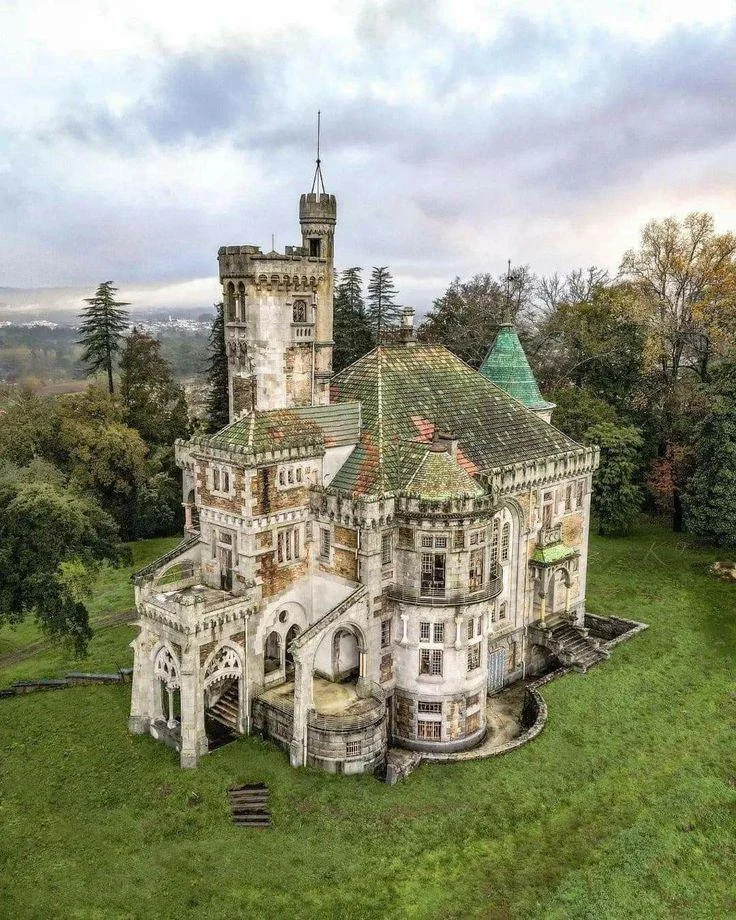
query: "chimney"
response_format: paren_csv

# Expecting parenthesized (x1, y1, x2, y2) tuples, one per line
(400, 308, 416, 344)
(430, 429, 458, 456)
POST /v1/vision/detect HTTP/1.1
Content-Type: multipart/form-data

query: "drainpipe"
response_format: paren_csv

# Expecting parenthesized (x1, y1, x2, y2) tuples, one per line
(244, 614, 250, 734)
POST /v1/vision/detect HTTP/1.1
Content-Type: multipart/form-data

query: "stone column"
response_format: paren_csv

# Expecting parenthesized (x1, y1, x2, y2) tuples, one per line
(128, 629, 154, 734)
(179, 642, 208, 769)
(290, 655, 313, 768)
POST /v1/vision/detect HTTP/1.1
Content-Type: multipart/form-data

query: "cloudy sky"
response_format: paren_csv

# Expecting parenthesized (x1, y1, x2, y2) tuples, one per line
(2, 0, 736, 316)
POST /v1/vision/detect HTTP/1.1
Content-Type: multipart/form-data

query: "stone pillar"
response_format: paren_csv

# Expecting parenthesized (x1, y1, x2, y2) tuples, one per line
(290, 656, 313, 768)
(179, 643, 208, 769)
(128, 630, 154, 734)
(454, 614, 463, 650)
(400, 613, 409, 645)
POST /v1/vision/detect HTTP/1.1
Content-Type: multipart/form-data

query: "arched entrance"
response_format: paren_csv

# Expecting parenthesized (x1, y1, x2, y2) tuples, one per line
(331, 626, 365, 684)
(264, 631, 282, 674)
(203, 644, 244, 741)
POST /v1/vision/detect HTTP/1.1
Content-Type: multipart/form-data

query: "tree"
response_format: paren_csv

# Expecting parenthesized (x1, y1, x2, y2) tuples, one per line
(78, 281, 130, 394)
(621, 213, 736, 385)
(549, 385, 620, 442)
(685, 364, 736, 546)
(584, 423, 644, 536)
(419, 267, 538, 368)
(204, 302, 230, 433)
(0, 461, 127, 653)
(333, 267, 374, 372)
(366, 267, 402, 339)
(119, 328, 189, 446)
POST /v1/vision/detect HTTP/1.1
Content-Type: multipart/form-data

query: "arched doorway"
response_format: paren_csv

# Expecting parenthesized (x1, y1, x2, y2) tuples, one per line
(264, 631, 282, 674)
(203, 644, 244, 741)
(332, 627, 362, 683)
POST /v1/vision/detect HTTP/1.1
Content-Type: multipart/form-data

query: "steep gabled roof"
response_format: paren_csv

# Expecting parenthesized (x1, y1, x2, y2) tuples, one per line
(479, 324, 555, 412)
(329, 343, 579, 495)
(405, 448, 486, 500)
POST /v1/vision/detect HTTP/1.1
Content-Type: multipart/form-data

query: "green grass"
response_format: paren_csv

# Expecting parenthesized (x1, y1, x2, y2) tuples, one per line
(0, 523, 735, 920)
(0, 536, 179, 685)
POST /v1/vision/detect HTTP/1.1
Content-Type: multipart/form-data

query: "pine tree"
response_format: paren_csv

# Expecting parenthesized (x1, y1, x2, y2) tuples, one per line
(205, 302, 230, 432)
(77, 281, 130, 394)
(333, 267, 374, 372)
(366, 267, 402, 340)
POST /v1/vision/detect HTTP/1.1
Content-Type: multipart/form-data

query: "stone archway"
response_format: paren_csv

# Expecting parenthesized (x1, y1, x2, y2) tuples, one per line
(203, 643, 245, 735)
(153, 644, 181, 729)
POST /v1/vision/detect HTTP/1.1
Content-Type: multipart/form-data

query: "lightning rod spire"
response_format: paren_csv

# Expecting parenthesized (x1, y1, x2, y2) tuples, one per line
(310, 110, 326, 196)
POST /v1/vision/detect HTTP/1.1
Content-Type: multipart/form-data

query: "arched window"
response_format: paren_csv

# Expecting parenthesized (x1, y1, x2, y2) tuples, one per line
(501, 522, 510, 562)
(490, 519, 500, 562)
(292, 299, 307, 323)
(226, 282, 236, 322)
(237, 282, 246, 321)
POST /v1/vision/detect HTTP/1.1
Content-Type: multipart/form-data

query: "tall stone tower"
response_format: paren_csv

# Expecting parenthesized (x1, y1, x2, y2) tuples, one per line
(217, 185, 337, 420)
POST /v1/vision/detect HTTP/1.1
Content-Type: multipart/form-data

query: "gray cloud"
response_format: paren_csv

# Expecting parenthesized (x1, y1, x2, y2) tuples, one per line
(3, 6, 736, 309)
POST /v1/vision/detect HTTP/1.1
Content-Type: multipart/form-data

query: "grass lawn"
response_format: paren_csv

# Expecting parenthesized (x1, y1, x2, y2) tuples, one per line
(0, 522, 734, 920)
(0, 536, 180, 686)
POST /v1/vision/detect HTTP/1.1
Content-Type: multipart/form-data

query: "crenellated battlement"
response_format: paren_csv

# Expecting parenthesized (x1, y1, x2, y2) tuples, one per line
(299, 192, 337, 224)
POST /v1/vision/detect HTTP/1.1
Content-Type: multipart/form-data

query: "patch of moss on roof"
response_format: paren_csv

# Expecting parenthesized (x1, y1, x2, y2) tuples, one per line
(197, 409, 324, 455)
(329, 343, 580, 495)
(531, 542, 579, 565)
(480, 325, 555, 411)
(406, 449, 486, 500)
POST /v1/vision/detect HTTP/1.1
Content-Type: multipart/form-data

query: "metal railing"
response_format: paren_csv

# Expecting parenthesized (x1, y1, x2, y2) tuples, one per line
(385, 566, 502, 606)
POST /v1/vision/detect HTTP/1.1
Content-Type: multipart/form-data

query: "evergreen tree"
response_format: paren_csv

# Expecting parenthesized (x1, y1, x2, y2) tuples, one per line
(366, 266, 402, 340)
(584, 422, 644, 536)
(685, 364, 736, 546)
(77, 281, 130, 394)
(205, 302, 230, 432)
(119, 328, 189, 446)
(333, 267, 374, 372)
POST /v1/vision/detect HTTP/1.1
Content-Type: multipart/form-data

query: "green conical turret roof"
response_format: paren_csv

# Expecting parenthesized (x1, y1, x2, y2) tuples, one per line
(479, 324, 554, 412)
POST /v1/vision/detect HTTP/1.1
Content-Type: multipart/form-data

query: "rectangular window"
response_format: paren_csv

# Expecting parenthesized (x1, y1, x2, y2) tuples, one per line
(417, 720, 442, 741)
(421, 535, 433, 548)
(499, 602, 507, 620)
(431, 649, 443, 676)
(320, 528, 331, 559)
(577, 480, 584, 507)
(279, 469, 285, 486)
(420, 552, 446, 596)
(434, 536, 447, 548)
(467, 711, 480, 734)
(467, 642, 481, 671)
(490, 519, 500, 562)
(287, 469, 294, 484)
(433, 622, 445, 644)
(419, 648, 431, 674)
(420, 648, 443, 675)
(309, 238, 321, 257)
(346, 739, 361, 757)
(466, 693, 480, 709)
(419, 621, 431, 643)
(490, 606, 497, 623)
(469, 547, 485, 591)
(213, 468, 220, 491)
(381, 619, 391, 648)
(542, 492, 554, 528)
(477, 615, 483, 636)
(467, 618, 474, 640)
(296, 467, 303, 483)
(418, 700, 442, 714)
(222, 471, 230, 492)
(454, 529, 465, 549)
(565, 485, 572, 511)
(381, 533, 393, 566)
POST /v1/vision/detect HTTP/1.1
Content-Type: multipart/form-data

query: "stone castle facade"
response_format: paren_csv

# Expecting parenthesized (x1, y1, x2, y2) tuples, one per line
(128, 175, 600, 774)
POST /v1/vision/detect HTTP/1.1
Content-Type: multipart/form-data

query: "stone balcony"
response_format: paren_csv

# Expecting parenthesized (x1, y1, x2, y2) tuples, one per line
(291, 322, 314, 343)
(538, 523, 562, 547)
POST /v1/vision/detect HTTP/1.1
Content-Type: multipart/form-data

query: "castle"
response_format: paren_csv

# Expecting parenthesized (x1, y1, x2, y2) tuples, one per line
(128, 170, 600, 774)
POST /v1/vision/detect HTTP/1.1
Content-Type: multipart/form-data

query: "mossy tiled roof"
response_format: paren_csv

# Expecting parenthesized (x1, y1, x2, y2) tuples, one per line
(480, 325, 555, 411)
(195, 403, 361, 456)
(530, 542, 579, 565)
(199, 410, 324, 454)
(329, 343, 580, 495)
(405, 449, 485, 500)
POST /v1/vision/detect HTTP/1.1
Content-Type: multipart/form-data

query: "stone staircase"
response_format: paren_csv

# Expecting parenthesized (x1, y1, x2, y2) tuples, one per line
(228, 784, 271, 828)
(208, 683, 239, 730)
(546, 621, 609, 673)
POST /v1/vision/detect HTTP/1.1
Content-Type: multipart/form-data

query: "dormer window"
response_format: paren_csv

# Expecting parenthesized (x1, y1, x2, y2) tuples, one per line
(292, 300, 308, 323)
(309, 238, 321, 257)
